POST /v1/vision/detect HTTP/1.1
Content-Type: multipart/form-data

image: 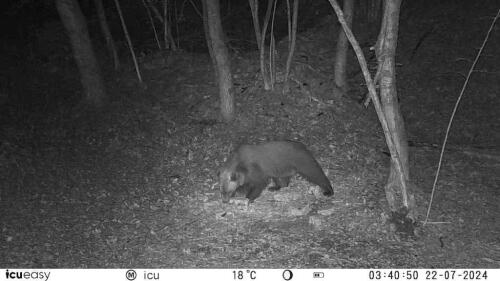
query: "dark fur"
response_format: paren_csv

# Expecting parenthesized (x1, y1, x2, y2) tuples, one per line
(219, 141, 334, 203)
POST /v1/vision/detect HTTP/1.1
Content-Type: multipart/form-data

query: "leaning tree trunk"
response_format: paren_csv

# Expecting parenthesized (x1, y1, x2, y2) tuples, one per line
(328, 0, 414, 224)
(204, 0, 234, 122)
(376, 0, 415, 218)
(94, 0, 119, 70)
(56, 0, 106, 106)
(334, 0, 354, 92)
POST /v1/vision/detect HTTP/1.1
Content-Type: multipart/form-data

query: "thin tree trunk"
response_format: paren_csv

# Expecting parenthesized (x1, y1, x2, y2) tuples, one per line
(141, 0, 161, 50)
(205, 0, 234, 122)
(260, 0, 275, 90)
(334, 0, 354, 92)
(147, 2, 177, 50)
(164, 0, 168, 49)
(376, 0, 414, 218)
(248, 0, 261, 52)
(283, 0, 299, 93)
(94, 0, 120, 69)
(113, 0, 142, 83)
(269, 0, 278, 89)
(202, 0, 215, 66)
(163, 0, 177, 50)
(56, 0, 105, 106)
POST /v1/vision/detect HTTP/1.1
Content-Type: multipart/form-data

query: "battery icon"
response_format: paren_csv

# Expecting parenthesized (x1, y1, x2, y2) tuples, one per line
(313, 272, 324, 278)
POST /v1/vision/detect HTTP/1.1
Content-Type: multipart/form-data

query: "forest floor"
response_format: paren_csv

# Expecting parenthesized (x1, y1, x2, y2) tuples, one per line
(1, 2, 499, 268)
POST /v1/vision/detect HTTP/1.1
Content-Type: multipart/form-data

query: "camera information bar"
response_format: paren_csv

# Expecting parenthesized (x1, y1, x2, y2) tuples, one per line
(1, 268, 498, 281)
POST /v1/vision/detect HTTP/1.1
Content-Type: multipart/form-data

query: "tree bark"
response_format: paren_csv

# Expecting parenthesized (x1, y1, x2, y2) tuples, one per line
(248, 0, 261, 52)
(163, 0, 177, 50)
(56, 0, 106, 106)
(260, 0, 275, 90)
(283, 0, 299, 93)
(202, 0, 214, 64)
(376, 0, 414, 217)
(205, 0, 234, 122)
(334, 0, 354, 92)
(94, 0, 120, 70)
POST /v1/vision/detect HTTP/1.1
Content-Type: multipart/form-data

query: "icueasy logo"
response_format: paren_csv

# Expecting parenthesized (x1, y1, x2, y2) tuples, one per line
(4, 270, 51, 281)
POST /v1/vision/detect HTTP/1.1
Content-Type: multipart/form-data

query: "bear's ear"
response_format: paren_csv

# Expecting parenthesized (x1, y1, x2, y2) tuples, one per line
(229, 172, 238, 181)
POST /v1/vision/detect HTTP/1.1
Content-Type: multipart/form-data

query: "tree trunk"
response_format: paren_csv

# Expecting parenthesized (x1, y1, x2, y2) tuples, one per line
(248, 0, 261, 52)
(163, 0, 177, 50)
(283, 0, 299, 93)
(56, 0, 106, 106)
(334, 0, 354, 92)
(377, 0, 414, 218)
(204, 0, 234, 122)
(202, 0, 214, 64)
(94, 0, 120, 70)
(328, 0, 414, 226)
(259, 0, 275, 90)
